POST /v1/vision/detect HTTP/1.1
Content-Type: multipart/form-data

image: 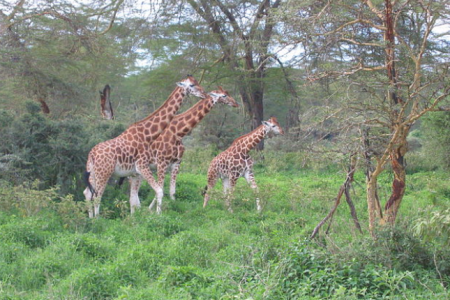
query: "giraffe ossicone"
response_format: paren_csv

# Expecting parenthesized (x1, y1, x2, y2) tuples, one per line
(83, 75, 206, 218)
(203, 116, 284, 212)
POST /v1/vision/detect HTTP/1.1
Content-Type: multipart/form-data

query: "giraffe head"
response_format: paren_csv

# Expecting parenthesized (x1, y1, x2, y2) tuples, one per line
(262, 117, 284, 137)
(176, 75, 207, 98)
(208, 86, 239, 107)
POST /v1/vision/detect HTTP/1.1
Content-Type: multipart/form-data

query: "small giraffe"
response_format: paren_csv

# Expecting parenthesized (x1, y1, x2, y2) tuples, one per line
(84, 75, 206, 217)
(203, 117, 284, 212)
(141, 87, 239, 214)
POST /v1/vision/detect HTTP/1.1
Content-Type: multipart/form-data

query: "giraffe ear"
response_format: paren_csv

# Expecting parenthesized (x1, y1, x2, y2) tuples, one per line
(262, 121, 270, 127)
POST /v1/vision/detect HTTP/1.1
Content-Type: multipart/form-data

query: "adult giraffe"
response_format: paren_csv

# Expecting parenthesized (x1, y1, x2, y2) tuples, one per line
(84, 75, 206, 217)
(140, 87, 239, 214)
(203, 117, 284, 212)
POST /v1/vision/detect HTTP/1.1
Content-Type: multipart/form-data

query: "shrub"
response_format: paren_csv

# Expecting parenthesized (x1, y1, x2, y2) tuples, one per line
(72, 233, 117, 262)
(134, 213, 186, 238)
(56, 266, 119, 299)
(276, 241, 417, 299)
(414, 208, 450, 247)
(0, 217, 53, 249)
(0, 102, 127, 199)
(0, 182, 88, 230)
(159, 265, 209, 287)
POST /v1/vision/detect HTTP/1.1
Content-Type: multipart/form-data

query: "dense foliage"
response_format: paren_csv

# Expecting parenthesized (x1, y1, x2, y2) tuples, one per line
(1, 0, 450, 298)
(0, 152, 449, 299)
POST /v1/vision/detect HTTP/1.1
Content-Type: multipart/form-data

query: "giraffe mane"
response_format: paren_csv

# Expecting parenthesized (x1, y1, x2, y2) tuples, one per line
(130, 85, 183, 126)
(230, 124, 265, 146)
(230, 117, 281, 146)
(171, 94, 212, 120)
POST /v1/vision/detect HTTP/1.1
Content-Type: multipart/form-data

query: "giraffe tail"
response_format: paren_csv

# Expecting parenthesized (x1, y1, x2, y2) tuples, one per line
(84, 171, 96, 198)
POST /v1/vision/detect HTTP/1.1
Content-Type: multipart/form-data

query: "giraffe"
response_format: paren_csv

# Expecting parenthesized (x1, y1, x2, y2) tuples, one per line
(137, 87, 239, 214)
(83, 75, 206, 217)
(203, 117, 284, 212)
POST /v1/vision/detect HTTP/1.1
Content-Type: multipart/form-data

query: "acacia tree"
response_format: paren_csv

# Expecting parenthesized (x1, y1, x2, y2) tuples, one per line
(287, 0, 450, 235)
(0, 0, 130, 114)
(139, 0, 284, 149)
(188, 0, 282, 149)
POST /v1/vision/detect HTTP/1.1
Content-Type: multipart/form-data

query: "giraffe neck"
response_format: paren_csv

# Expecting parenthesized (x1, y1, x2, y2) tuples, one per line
(160, 96, 214, 139)
(121, 86, 186, 142)
(232, 125, 267, 154)
(136, 86, 185, 127)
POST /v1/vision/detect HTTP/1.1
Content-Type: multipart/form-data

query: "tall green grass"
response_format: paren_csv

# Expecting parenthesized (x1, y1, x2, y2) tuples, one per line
(0, 150, 449, 299)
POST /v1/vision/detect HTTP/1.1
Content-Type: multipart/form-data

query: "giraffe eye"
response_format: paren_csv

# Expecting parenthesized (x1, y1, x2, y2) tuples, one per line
(190, 84, 195, 87)
(222, 94, 226, 97)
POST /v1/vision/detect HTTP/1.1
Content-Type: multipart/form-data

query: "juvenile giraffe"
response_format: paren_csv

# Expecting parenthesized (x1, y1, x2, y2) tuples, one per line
(140, 87, 239, 214)
(84, 75, 206, 217)
(203, 117, 284, 212)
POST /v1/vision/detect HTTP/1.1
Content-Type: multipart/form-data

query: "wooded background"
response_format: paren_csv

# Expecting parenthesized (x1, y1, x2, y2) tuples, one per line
(1, 0, 450, 233)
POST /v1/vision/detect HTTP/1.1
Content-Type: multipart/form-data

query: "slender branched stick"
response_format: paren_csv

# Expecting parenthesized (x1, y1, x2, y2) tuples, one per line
(311, 154, 360, 239)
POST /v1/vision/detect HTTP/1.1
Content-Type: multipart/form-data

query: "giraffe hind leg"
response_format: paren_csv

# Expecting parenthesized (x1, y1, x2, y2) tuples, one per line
(244, 170, 261, 211)
(203, 168, 219, 208)
(224, 176, 237, 213)
(83, 171, 96, 197)
(128, 176, 142, 214)
(83, 171, 96, 218)
(169, 163, 181, 200)
(83, 170, 109, 218)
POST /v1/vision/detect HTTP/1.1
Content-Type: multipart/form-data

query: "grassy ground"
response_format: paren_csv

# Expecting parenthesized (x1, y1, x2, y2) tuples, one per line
(0, 150, 449, 299)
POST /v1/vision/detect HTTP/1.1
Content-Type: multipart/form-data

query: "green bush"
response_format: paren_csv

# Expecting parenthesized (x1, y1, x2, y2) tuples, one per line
(420, 112, 450, 171)
(0, 182, 88, 230)
(277, 241, 417, 299)
(72, 233, 117, 262)
(0, 102, 127, 200)
(0, 217, 53, 249)
(0, 166, 449, 299)
(56, 266, 120, 299)
(414, 208, 450, 247)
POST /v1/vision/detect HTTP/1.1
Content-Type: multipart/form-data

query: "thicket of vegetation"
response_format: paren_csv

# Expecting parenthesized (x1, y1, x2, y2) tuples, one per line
(1, 148, 450, 299)
(1, 0, 450, 299)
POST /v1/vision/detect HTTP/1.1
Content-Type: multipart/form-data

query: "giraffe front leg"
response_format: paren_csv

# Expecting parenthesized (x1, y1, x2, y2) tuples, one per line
(148, 162, 169, 214)
(203, 174, 218, 208)
(155, 162, 169, 214)
(169, 162, 181, 200)
(136, 162, 162, 214)
(148, 185, 163, 214)
(128, 175, 143, 214)
(244, 169, 261, 211)
(224, 177, 237, 213)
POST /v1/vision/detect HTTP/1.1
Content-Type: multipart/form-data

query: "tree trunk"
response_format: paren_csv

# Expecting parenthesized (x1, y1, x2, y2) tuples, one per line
(378, 0, 407, 228)
(382, 126, 408, 225)
(366, 175, 382, 235)
(251, 79, 265, 150)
